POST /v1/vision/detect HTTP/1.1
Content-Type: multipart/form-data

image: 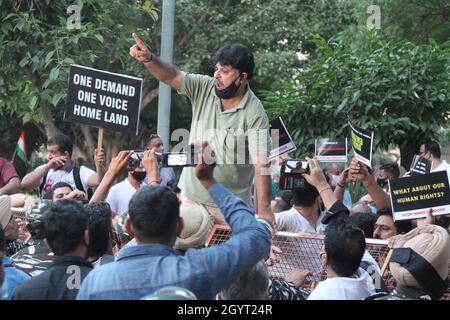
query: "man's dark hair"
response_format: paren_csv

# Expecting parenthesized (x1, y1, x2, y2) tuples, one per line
(128, 186, 179, 240)
(377, 207, 412, 235)
(85, 202, 112, 258)
(325, 221, 366, 277)
(212, 43, 255, 79)
(292, 181, 319, 207)
(166, 179, 181, 194)
(47, 134, 73, 157)
(379, 163, 400, 179)
(348, 212, 377, 238)
(44, 182, 74, 200)
(145, 133, 161, 148)
(276, 190, 293, 207)
(425, 140, 441, 158)
(42, 200, 89, 256)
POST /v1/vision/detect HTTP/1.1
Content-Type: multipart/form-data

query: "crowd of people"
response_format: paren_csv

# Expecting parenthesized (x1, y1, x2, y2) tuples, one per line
(0, 34, 449, 301)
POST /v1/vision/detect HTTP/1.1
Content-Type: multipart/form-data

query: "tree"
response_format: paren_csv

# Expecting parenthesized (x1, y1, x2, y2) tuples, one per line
(0, 0, 360, 164)
(261, 30, 450, 170)
(0, 0, 158, 164)
(350, 0, 450, 44)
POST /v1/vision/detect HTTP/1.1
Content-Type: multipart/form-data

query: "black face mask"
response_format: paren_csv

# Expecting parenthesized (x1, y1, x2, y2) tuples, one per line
(377, 178, 388, 188)
(131, 171, 146, 182)
(215, 74, 241, 99)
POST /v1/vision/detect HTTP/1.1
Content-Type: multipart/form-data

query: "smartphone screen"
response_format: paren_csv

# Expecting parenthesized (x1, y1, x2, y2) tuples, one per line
(167, 154, 188, 166)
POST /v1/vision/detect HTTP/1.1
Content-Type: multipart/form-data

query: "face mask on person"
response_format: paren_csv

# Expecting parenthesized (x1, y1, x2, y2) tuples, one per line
(377, 178, 388, 188)
(215, 74, 241, 99)
(131, 171, 146, 182)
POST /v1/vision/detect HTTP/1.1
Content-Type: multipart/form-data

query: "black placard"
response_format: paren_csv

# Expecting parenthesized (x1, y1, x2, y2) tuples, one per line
(388, 171, 450, 221)
(64, 64, 143, 135)
(269, 117, 296, 161)
(409, 155, 432, 176)
(348, 119, 374, 168)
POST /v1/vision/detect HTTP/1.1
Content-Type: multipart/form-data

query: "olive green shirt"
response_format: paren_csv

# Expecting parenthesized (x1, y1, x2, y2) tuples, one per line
(178, 72, 270, 206)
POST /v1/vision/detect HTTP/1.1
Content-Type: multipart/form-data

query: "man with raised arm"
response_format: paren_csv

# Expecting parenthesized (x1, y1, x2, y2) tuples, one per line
(129, 34, 273, 226)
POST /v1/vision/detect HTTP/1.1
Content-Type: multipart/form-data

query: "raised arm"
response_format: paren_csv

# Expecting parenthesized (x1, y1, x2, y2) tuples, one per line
(130, 33, 182, 91)
(349, 157, 391, 209)
(87, 148, 107, 187)
(333, 168, 350, 202)
(89, 151, 131, 203)
(21, 156, 66, 190)
(252, 155, 274, 225)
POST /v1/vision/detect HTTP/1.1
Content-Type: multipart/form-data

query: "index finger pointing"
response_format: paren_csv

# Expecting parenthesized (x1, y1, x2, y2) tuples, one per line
(132, 33, 145, 48)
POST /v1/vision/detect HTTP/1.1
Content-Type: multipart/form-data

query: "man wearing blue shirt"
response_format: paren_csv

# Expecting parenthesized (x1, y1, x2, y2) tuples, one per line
(77, 142, 272, 300)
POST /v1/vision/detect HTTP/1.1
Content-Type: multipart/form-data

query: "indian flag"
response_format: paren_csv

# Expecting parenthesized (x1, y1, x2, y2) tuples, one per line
(14, 131, 27, 164)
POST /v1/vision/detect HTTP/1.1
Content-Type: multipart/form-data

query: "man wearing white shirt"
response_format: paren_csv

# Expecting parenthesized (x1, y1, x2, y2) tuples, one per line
(421, 140, 450, 180)
(275, 181, 326, 233)
(106, 135, 176, 215)
(307, 221, 376, 300)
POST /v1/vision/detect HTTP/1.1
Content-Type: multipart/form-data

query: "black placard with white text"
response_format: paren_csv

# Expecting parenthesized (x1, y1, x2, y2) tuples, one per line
(409, 155, 432, 176)
(64, 64, 143, 135)
(388, 171, 450, 221)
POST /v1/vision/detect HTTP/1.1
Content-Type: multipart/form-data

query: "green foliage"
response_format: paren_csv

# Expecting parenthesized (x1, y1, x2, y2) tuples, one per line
(261, 30, 450, 168)
(0, 0, 157, 161)
(350, 0, 450, 44)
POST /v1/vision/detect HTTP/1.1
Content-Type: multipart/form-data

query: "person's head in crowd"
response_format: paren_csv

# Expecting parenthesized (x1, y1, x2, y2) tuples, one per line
(350, 202, 373, 216)
(389, 224, 450, 299)
(373, 207, 412, 240)
(358, 194, 378, 215)
(145, 134, 164, 154)
(292, 180, 320, 208)
(41, 200, 90, 258)
(128, 153, 147, 184)
(329, 163, 343, 176)
(127, 185, 181, 246)
(44, 182, 74, 201)
(271, 198, 288, 214)
(115, 211, 133, 247)
(46, 134, 73, 168)
(212, 43, 255, 87)
(141, 286, 197, 300)
(348, 212, 377, 238)
(270, 190, 293, 213)
(323, 221, 366, 277)
(422, 140, 441, 161)
(85, 202, 114, 260)
(218, 260, 269, 300)
(377, 163, 400, 189)
(176, 203, 213, 251)
(0, 195, 19, 243)
(0, 227, 5, 287)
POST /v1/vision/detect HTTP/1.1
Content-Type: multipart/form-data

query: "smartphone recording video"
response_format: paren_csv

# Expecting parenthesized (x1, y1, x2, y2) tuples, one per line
(162, 152, 198, 167)
(128, 150, 144, 168)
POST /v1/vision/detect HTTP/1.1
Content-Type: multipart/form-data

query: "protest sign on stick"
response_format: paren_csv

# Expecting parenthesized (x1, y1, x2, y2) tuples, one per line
(64, 64, 143, 137)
